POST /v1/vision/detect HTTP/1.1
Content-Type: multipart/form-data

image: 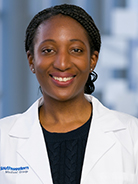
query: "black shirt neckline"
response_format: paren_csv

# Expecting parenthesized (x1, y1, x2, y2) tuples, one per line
(41, 113, 92, 142)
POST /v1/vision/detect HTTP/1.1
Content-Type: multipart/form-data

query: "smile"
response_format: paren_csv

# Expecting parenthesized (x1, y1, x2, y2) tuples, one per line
(52, 76, 74, 82)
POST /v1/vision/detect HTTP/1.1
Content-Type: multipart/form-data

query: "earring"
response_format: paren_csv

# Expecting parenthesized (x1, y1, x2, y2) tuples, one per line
(91, 68, 93, 71)
(90, 71, 98, 82)
(32, 68, 35, 72)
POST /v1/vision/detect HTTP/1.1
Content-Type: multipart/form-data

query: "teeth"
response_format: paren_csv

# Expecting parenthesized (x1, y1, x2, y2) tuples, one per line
(53, 76, 73, 82)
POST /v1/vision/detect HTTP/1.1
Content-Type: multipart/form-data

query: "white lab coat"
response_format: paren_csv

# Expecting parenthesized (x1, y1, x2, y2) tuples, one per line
(0, 94, 138, 184)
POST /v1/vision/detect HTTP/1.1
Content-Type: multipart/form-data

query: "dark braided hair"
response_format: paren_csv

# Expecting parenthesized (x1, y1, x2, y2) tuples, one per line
(25, 4, 101, 94)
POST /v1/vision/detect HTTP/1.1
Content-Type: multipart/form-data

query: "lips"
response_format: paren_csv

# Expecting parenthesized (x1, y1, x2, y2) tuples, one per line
(49, 73, 76, 86)
(52, 76, 74, 82)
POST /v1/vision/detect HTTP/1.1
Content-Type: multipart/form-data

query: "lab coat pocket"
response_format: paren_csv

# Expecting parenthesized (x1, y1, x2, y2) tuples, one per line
(100, 172, 136, 184)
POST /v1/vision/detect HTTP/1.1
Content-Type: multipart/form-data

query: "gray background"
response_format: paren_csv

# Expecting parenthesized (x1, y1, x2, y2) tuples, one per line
(0, 0, 138, 118)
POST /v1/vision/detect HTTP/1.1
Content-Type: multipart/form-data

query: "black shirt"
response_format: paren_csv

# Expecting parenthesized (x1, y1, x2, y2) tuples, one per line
(41, 114, 92, 184)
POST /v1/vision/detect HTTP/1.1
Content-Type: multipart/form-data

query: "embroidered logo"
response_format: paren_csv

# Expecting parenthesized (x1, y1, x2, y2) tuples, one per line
(0, 166, 29, 174)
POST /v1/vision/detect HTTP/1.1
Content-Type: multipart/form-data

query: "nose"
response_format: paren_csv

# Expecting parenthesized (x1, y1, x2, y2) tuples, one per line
(53, 49, 71, 71)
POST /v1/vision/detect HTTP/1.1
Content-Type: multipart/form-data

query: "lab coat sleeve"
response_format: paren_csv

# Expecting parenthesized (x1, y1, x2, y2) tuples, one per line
(134, 135, 138, 183)
(0, 129, 1, 183)
(129, 117, 138, 183)
(0, 129, 1, 165)
(135, 141, 138, 183)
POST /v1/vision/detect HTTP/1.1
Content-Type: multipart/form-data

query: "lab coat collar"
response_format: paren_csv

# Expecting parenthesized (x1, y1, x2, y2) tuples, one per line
(9, 97, 44, 138)
(9, 95, 126, 138)
(8, 95, 128, 184)
(80, 95, 131, 183)
(85, 94, 126, 132)
(9, 97, 53, 184)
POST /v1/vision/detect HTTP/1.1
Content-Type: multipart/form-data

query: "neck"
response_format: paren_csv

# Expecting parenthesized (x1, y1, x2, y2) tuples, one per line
(39, 94, 92, 132)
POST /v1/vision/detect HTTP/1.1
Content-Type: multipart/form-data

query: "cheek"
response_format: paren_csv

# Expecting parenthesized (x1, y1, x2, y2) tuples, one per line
(33, 48, 46, 70)
(78, 48, 91, 71)
(76, 57, 91, 72)
(33, 55, 49, 72)
(33, 60, 47, 80)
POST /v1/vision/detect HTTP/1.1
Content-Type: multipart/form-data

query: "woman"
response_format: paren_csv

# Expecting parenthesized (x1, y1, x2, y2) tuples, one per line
(0, 4, 138, 184)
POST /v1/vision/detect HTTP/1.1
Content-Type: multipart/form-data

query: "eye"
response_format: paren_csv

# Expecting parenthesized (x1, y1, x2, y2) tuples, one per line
(72, 48, 83, 53)
(42, 48, 55, 54)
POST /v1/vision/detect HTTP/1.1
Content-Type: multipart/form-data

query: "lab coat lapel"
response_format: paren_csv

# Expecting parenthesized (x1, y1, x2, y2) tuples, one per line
(81, 95, 126, 183)
(17, 121, 53, 184)
(80, 116, 116, 183)
(9, 98, 53, 184)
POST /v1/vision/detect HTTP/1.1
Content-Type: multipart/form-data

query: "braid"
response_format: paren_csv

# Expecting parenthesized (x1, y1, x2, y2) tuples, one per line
(25, 4, 101, 94)
(25, 4, 101, 54)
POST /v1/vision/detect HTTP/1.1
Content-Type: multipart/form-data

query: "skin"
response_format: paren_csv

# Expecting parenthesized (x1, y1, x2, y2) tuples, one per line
(27, 14, 99, 132)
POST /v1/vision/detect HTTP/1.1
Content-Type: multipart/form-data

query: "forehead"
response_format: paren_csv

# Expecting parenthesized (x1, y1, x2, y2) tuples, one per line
(35, 14, 89, 41)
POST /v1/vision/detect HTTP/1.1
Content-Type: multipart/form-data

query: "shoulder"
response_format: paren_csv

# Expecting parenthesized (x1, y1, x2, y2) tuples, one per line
(85, 94, 138, 138)
(111, 110, 138, 142)
(86, 94, 138, 124)
(111, 109, 138, 125)
(0, 114, 21, 132)
(0, 97, 43, 133)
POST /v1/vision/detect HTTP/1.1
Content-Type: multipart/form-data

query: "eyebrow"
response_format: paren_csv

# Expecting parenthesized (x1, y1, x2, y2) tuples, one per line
(39, 39, 85, 46)
(39, 39, 56, 45)
(70, 39, 85, 45)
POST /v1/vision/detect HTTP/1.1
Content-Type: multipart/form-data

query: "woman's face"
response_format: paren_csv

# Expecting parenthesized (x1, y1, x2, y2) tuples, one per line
(28, 14, 98, 102)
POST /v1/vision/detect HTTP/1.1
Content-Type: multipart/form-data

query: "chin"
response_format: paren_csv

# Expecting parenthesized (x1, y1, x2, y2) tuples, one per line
(52, 94, 74, 102)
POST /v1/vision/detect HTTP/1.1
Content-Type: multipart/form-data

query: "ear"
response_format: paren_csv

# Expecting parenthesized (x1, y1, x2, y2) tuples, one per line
(27, 51, 35, 73)
(90, 51, 99, 71)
